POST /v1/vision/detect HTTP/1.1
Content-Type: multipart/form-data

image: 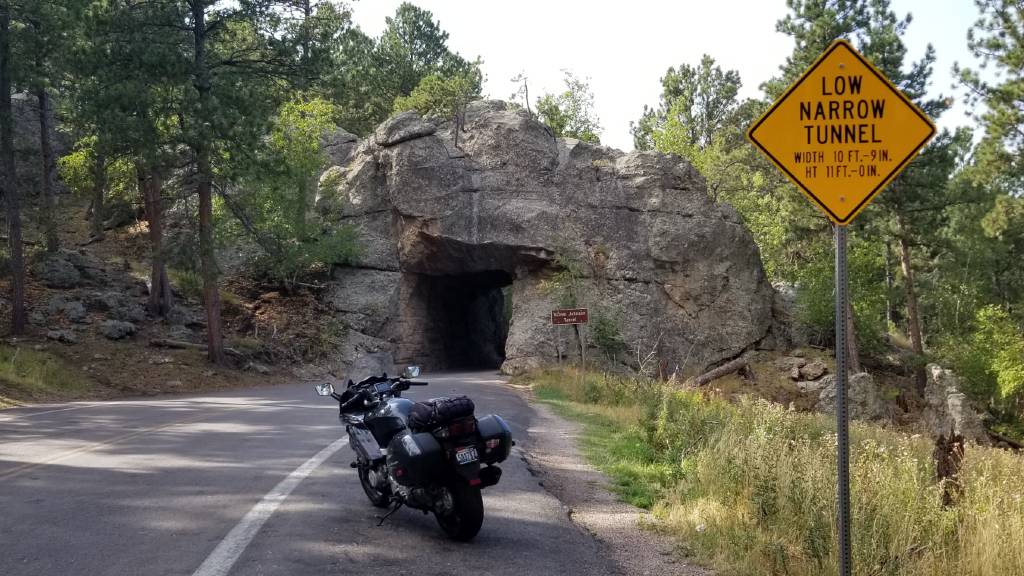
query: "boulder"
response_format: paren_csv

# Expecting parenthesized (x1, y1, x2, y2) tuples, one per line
(101, 320, 137, 340)
(64, 301, 88, 323)
(799, 360, 828, 381)
(923, 364, 987, 443)
(320, 102, 775, 374)
(774, 356, 807, 372)
(33, 254, 81, 288)
(373, 111, 437, 147)
(46, 295, 88, 323)
(816, 372, 891, 422)
(88, 291, 123, 311)
(321, 128, 358, 167)
(110, 304, 146, 324)
(167, 325, 197, 343)
(46, 330, 77, 344)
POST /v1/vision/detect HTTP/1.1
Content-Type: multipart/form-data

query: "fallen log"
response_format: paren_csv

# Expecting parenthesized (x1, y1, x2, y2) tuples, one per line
(694, 353, 752, 387)
(988, 430, 1023, 451)
(149, 338, 246, 359)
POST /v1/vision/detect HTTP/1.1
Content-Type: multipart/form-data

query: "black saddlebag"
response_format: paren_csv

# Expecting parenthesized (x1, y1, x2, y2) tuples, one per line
(409, 396, 475, 431)
(476, 414, 512, 464)
(387, 430, 444, 486)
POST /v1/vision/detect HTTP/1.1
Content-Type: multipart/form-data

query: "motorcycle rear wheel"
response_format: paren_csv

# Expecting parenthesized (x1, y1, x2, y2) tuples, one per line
(435, 482, 484, 541)
(358, 464, 391, 508)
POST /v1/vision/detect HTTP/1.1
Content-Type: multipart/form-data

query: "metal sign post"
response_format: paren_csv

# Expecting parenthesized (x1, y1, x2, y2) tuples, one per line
(745, 38, 937, 576)
(834, 225, 852, 576)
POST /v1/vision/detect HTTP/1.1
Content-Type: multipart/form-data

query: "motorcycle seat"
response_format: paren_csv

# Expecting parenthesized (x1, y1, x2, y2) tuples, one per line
(409, 395, 475, 431)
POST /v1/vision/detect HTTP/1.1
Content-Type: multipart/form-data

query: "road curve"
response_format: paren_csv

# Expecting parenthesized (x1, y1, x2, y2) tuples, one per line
(0, 372, 619, 576)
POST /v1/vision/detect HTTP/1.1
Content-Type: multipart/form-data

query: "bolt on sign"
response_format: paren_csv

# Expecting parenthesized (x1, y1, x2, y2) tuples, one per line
(747, 39, 936, 224)
(551, 308, 588, 325)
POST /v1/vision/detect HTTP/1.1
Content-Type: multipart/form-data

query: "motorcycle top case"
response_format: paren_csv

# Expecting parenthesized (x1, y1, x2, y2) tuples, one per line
(387, 429, 444, 486)
(476, 414, 512, 464)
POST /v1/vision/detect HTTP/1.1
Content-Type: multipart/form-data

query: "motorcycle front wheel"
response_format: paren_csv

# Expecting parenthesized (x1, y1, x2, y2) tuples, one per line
(358, 464, 391, 508)
(435, 482, 484, 541)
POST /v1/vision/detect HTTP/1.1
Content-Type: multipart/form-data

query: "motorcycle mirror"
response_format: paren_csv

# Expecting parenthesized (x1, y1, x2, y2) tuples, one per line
(314, 383, 335, 396)
(402, 365, 421, 379)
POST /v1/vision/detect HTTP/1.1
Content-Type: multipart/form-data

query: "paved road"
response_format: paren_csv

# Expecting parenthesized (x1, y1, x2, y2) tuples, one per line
(0, 372, 618, 576)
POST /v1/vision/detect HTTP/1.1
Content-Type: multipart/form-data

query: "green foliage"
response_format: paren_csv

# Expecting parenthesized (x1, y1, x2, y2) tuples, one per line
(234, 95, 360, 287)
(0, 345, 88, 401)
(957, 0, 1024, 195)
(632, 55, 742, 152)
(530, 368, 1024, 576)
(539, 247, 587, 308)
(57, 137, 135, 203)
(944, 305, 1024, 409)
(331, 2, 476, 134)
(168, 268, 203, 302)
(794, 235, 889, 355)
(392, 66, 482, 121)
(590, 306, 626, 361)
(252, 226, 360, 287)
(536, 71, 602, 143)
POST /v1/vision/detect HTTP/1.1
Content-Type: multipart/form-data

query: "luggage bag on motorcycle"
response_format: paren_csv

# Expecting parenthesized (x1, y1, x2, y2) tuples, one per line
(476, 414, 512, 464)
(387, 429, 445, 486)
(409, 396, 475, 430)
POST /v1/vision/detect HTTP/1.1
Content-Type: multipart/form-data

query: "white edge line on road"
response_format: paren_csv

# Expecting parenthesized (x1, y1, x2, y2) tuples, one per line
(191, 436, 349, 576)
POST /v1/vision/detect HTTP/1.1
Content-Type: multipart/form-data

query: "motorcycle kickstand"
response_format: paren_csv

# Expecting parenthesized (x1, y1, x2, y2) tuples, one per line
(376, 501, 404, 526)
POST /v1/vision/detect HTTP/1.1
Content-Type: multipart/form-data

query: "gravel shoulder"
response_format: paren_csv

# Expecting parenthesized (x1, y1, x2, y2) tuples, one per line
(517, 391, 711, 576)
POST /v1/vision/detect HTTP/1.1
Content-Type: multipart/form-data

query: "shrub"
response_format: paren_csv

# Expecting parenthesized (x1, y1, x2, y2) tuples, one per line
(945, 305, 1024, 412)
(795, 236, 889, 356)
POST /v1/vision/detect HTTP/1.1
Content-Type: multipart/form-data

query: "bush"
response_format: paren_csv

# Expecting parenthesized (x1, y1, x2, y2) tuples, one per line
(795, 236, 889, 356)
(529, 368, 1024, 576)
(590, 306, 626, 362)
(944, 305, 1024, 412)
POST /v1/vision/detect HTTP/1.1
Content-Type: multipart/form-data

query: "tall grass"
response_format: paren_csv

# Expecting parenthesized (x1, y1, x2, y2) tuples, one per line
(527, 368, 1024, 576)
(0, 345, 88, 403)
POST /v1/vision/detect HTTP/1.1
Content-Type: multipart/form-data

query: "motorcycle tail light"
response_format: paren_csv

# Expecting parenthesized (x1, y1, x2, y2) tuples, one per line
(486, 438, 500, 450)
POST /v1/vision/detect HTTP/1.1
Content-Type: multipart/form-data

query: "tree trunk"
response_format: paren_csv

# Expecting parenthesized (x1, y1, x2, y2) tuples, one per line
(897, 228, 927, 394)
(139, 164, 172, 316)
(192, 2, 225, 364)
(884, 241, 895, 329)
(36, 87, 58, 253)
(90, 149, 106, 240)
(846, 298, 862, 373)
(300, 0, 311, 88)
(0, 7, 26, 334)
(294, 177, 308, 240)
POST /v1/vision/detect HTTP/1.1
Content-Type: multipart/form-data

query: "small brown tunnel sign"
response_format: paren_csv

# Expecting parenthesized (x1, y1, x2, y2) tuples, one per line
(551, 308, 589, 325)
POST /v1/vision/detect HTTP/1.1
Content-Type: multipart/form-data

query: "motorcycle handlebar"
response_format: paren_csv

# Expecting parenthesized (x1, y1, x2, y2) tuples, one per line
(339, 391, 366, 412)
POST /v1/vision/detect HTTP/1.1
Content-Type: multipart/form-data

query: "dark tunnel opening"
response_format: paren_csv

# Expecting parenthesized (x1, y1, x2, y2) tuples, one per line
(422, 270, 512, 371)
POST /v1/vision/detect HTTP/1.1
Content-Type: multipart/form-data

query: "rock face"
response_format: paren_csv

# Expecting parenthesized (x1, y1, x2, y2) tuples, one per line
(816, 372, 891, 422)
(318, 101, 775, 376)
(923, 364, 987, 442)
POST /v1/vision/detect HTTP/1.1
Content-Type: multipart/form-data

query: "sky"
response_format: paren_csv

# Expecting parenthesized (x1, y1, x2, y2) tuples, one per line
(350, 0, 985, 152)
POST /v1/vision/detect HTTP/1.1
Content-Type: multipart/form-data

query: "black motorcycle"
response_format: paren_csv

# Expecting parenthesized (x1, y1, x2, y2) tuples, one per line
(315, 367, 513, 541)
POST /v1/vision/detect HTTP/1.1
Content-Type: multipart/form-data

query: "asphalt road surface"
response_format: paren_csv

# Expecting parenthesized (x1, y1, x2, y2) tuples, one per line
(0, 372, 619, 576)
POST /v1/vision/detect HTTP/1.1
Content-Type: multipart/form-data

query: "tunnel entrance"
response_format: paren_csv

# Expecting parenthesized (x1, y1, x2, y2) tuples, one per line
(403, 270, 513, 371)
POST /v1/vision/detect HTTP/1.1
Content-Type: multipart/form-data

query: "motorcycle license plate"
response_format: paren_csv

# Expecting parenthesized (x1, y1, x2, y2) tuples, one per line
(455, 446, 479, 465)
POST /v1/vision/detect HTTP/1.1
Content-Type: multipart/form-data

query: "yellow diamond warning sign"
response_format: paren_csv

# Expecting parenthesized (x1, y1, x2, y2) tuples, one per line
(747, 39, 936, 224)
